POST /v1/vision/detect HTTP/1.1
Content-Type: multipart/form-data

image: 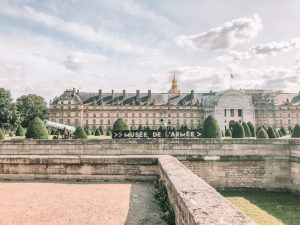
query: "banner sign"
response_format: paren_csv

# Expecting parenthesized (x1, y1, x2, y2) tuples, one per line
(112, 130, 202, 139)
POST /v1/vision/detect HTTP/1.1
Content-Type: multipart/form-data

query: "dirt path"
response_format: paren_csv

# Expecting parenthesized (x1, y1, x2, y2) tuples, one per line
(0, 182, 167, 225)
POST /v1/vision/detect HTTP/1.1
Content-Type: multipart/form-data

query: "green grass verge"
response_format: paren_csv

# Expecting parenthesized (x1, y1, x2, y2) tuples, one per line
(220, 190, 300, 225)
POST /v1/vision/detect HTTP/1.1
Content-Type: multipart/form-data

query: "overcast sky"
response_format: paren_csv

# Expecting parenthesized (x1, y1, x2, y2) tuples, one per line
(1, 0, 300, 101)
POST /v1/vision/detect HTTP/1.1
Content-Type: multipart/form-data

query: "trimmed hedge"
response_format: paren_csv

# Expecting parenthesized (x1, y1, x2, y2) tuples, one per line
(247, 122, 256, 137)
(16, 125, 25, 136)
(99, 126, 104, 135)
(94, 128, 101, 136)
(242, 122, 251, 137)
(84, 127, 90, 136)
(202, 115, 221, 138)
(113, 118, 129, 131)
(278, 130, 283, 137)
(257, 128, 269, 138)
(292, 124, 300, 138)
(267, 127, 277, 138)
(280, 127, 287, 136)
(74, 126, 87, 139)
(25, 117, 49, 139)
(274, 129, 280, 138)
(232, 122, 245, 138)
(225, 128, 232, 137)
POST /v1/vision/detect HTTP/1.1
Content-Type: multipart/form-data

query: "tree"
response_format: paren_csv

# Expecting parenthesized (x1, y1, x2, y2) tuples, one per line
(113, 118, 129, 131)
(202, 115, 222, 138)
(267, 127, 276, 138)
(137, 124, 143, 131)
(106, 127, 112, 136)
(16, 94, 48, 128)
(225, 129, 232, 137)
(242, 122, 251, 137)
(257, 128, 268, 139)
(94, 128, 101, 136)
(278, 130, 283, 137)
(0, 88, 20, 130)
(280, 127, 287, 136)
(25, 117, 49, 139)
(74, 126, 87, 139)
(0, 128, 4, 140)
(247, 122, 256, 137)
(99, 126, 104, 135)
(16, 125, 25, 136)
(292, 124, 300, 138)
(232, 122, 245, 138)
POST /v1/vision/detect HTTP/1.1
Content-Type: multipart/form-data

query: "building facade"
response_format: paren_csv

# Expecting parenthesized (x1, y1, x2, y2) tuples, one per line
(49, 77, 300, 132)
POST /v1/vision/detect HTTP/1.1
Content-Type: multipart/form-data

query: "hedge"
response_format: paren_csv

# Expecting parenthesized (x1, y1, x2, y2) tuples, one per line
(280, 127, 287, 136)
(247, 122, 256, 137)
(202, 115, 222, 138)
(113, 118, 129, 131)
(232, 122, 245, 138)
(25, 117, 49, 139)
(257, 128, 269, 138)
(242, 122, 251, 137)
(267, 127, 277, 138)
(225, 128, 232, 137)
(94, 128, 101, 136)
(292, 124, 300, 138)
(16, 125, 25, 136)
(74, 126, 87, 139)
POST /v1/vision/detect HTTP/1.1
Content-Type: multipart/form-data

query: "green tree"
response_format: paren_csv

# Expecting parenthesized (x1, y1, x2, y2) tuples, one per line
(16, 125, 25, 136)
(225, 128, 232, 137)
(247, 122, 256, 137)
(99, 126, 104, 135)
(232, 122, 245, 138)
(280, 127, 287, 136)
(25, 117, 49, 139)
(94, 128, 101, 136)
(267, 127, 277, 138)
(0, 88, 20, 130)
(113, 118, 129, 131)
(74, 126, 87, 139)
(292, 124, 300, 138)
(257, 128, 269, 139)
(16, 94, 48, 128)
(202, 115, 222, 138)
(0, 128, 4, 140)
(242, 122, 251, 137)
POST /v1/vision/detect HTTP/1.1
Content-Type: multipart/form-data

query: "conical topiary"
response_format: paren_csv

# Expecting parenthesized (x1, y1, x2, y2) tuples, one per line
(267, 127, 277, 138)
(280, 127, 287, 136)
(278, 130, 283, 137)
(202, 115, 222, 138)
(247, 122, 256, 137)
(94, 128, 101, 136)
(99, 126, 104, 135)
(232, 122, 245, 138)
(84, 127, 90, 136)
(16, 125, 25, 136)
(74, 126, 87, 139)
(0, 129, 4, 140)
(113, 118, 129, 131)
(25, 117, 49, 139)
(292, 124, 300, 138)
(137, 124, 143, 131)
(257, 128, 269, 139)
(274, 129, 280, 138)
(242, 122, 251, 137)
(225, 128, 232, 137)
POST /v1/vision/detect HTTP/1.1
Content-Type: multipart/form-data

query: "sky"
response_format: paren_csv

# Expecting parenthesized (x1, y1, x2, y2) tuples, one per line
(0, 0, 300, 101)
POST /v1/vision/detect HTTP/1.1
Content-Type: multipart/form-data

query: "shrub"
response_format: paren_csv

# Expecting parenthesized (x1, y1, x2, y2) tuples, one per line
(16, 125, 25, 136)
(84, 127, 90, 136)
(0, 129, 4, 140)
(288, 126, 293, 134)
(257, 128, 269, 138)
(25, 117, 49, 139)
(1, 128, 5, 135)
(242, 122, 251, 137)
(225, 128, 232, 137)
(280, 127, 287, 136)
(74, 126, 87, 139)
(94, 128, 101, 136)
(99, 126, 104, 135)
(247, 122, 256, 137)
(137, 124, 143, 131)
(232, 122, 245, 138)
(278, 130, 283, 137)
(106, 130, 112, 136)
(274, 129, 280, 138)
(113, 118, 129, 131)
(202, 115, 222, 138)
(292, 124, 300, 138)
(267, 127, 277, 138)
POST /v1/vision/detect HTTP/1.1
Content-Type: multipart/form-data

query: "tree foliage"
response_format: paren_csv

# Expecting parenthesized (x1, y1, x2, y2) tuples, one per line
(292, 124, 300, 138)
(232, 122, 245, 138)
(25, 117, 49, 139)
(16, 125, 25, 136)
(74, 126, 87, 139)
(225, 128, 232, 137)
(257, 128, 269, 139)
(202, 115, 222, 138)
(113, 118, 129, 131)
(267, 127, 277, 138)
(280, 127, 287, 136)
(242, 122, 251, 137)
(94, 128, 101, 136)
(99, 126, 104, 135)
(247, 122, 256, 137)
(16, 94, 48, 128)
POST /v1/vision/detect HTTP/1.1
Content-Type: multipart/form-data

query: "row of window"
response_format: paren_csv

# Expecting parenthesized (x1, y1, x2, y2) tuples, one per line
(224, 109, 243, 117)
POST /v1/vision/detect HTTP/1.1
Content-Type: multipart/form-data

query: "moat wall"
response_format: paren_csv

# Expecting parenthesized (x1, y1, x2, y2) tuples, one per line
(0, 139, 299, 193)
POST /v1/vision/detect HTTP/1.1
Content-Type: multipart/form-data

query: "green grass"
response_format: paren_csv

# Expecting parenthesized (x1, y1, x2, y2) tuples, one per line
(220, 190, 300, 225)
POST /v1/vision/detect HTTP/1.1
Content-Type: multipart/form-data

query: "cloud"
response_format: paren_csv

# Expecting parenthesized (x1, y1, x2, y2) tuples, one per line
(215, 50, 251, 64)
(176, 14, 263, 50)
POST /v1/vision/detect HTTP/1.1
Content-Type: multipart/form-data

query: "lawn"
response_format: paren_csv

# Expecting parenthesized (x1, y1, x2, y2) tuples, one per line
(220, 190, 300, 225)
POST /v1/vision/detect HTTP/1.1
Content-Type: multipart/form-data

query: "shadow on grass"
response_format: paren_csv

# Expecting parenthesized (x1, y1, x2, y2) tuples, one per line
(220, 190, 300, 225)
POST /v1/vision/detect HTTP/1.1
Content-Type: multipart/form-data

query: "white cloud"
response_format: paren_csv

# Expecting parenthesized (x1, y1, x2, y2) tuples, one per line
(176, 14, 263, 50)
(215, 50, 251, 64)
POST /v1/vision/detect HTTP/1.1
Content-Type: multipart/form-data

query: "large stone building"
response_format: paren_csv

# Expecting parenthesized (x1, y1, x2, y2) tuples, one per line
(49, 76, 300, 132)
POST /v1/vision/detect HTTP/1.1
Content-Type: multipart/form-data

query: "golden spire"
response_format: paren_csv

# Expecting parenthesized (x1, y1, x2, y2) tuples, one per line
(168, 71, 180, 94)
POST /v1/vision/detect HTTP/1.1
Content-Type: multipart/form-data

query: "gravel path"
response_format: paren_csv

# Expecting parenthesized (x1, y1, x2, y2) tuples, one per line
(0, 182, 167, 225)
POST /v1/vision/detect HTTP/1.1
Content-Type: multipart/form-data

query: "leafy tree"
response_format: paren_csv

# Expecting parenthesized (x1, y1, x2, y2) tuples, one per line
(0, 88, 20, 130)
(16, 125, 25, 136)
(99, 126, 104, 135)
(280, 127, 287, 136)
(247, 122, 256, 137)
(94, 128, 101, 136)
(74, 126, 87, 139)
(113, 118, 129, 131)
(267, 127, 277, 138)
(225, 128, 232, 137)
(292, 124, 300, 138)
(0, 128, 4, 140)
(257, 128, 269, 139)
(232, 122, 245, 138)
(202, 115, 222, 138)
(242, 122, 251, 137)
(25, 117, 49, 139)
(16, 94, 48, 128)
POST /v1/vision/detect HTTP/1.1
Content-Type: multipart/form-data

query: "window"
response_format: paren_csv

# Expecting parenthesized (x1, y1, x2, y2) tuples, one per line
(93, 119, 96, 125)
(224, 109, 227, 117)
(67, 119, 70, 124)
(230, 109, 234, 117)
(132, 119, 135, 125)
(238, 109, 242, 117)
(75, 119, 78, 125)
(93, 114, 96, 118)
(100, 119, 103, 125)
(85, 119, 88, 125)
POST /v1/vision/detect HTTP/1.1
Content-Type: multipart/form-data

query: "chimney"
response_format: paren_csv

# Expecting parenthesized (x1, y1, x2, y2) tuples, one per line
(111, 90, 114, 99)
(136, 90, 140, 100)
(191, 90, 194, 98)
(148, 90, 151, 99)
(123, 89, 126, 99)
(76, 90, 79, 95)
(98, 89, 102, 99)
